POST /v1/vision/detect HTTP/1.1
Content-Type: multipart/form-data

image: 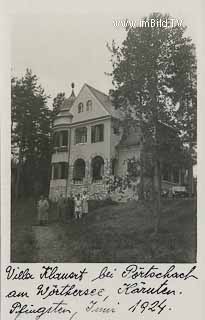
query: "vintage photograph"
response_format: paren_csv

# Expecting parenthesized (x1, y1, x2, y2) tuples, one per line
(11, 12, 197, 263)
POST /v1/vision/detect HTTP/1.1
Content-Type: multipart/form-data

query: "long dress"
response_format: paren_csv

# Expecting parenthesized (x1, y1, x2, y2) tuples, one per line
(82, 194, 89, 214)
(38, 199, 49, 224)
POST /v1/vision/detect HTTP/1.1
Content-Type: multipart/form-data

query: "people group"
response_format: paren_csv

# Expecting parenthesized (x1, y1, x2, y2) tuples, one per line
(37, 191, 89, 225)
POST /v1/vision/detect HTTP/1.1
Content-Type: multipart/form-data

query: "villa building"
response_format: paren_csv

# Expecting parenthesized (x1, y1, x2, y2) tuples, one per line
(49, 83, 185, 201)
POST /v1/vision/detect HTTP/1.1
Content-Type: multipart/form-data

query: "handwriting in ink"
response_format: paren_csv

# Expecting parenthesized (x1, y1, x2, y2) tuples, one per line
(91, 266, 117, 282)
(118, 280, 175, 296)
(36, 283, 105, 299)
(9, 300, 78, 320)
(86, 300, 116, 314)
(6, 266, 34, 280)
(129, 298, 167, 315)
(122, 264, 198, 281)
(40, 266, 88, 281)
(6, 290, 29, 298)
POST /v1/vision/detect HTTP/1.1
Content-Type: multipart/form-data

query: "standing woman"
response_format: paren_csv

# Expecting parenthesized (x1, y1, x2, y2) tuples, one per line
(82, 190, 89, 217)
(37, 195, 49, 225)
(74, 194, 82, 219)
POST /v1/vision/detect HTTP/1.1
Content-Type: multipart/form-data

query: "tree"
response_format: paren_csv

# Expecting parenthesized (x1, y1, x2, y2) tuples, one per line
(52, 92, 65, 117)
(173, 47, 197, 196)
(11, 69, 52, 199)
(107, 12, 196, 233)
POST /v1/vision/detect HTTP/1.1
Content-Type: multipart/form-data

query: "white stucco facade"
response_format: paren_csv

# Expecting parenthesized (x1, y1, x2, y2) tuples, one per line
(49, 83, 140, 200)
(49, 83, 183, 201)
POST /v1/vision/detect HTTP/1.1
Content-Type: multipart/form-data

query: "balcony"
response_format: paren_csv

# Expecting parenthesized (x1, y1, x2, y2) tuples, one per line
(72, 178, 84, 185)
(92, 177, 103, 184)
(53, 146, 68, 153)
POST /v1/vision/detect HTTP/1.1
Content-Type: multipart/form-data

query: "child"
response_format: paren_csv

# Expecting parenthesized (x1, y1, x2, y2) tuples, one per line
(74, 194, 82, 219)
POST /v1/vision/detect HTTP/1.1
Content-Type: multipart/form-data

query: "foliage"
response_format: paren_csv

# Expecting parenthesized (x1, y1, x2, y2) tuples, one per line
(108, 12, 196, 166)
(11, 69, 52, 197)
(52, 92, 65, 118)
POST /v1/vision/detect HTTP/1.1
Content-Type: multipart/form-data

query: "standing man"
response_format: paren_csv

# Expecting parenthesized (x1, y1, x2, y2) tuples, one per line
(57, 194, 66, 223)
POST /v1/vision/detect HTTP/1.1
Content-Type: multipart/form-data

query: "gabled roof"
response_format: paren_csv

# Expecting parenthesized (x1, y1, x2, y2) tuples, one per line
(85, 84, 123, 119)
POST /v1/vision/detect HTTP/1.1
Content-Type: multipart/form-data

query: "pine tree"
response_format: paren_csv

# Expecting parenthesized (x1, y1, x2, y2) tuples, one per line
(11, 69, 52, 199)
(108, 12, 196, 233)
(52, 92, 65, 116)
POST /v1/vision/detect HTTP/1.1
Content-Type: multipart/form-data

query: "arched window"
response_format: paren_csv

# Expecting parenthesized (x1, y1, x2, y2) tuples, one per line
(78, 102, 84, 113)
(73, 159, 86, 184)
(111, 159, 117, 176)
(91, 156, 104, 182)
(86, 99, 92, 111)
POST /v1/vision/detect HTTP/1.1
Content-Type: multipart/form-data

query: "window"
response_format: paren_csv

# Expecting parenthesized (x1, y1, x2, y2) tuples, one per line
(60, 162, 68, 179)
(162, 166, 172, 181)
(53, 163, 59, 179)
(111, 159, 117, 176)
(62, 131, 68, 146)
(112, 121, 120, 135)
(53, 132, 60, 147)
(113, 127, 120, 135)
(75, 127, 87, 144)
(78, 102, 84, 113)
(53, 131, 68, 148)
(73, 159, 85, 183)
(86, 99, 92, 111)
(91, 156, 104, 182)
(173, 168, 179, 183)
(91, 124, 104, 143)
(53, 162, 68, 179)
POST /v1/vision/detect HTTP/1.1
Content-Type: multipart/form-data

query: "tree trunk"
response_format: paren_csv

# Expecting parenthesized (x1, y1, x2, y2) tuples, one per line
(15, 147, 23, 202)
(153, 159, 161, 234)
(15, 163, 21, 201)
(188, 163, 193, 197)
(139, 152, 144, 200)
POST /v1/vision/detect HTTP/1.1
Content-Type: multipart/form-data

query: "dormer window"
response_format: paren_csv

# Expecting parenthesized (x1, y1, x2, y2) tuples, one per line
(78, 102, 84, 113)
(86, 99, 92, 111)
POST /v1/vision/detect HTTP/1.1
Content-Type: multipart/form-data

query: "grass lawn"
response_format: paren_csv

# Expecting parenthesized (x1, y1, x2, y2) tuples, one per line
(11, 198, 37, 262)
(11, 198, 197, 263)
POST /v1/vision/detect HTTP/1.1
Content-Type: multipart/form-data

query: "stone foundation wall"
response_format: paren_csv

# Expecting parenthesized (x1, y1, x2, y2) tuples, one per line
(67, 181, 108, 200)
(49, 186, 67, 201)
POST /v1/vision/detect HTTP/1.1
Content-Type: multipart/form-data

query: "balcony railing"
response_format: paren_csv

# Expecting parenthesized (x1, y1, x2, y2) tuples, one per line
(72, 178, 84, 185)
(53, 146, 68, 153)
(92, 177, 103, 184)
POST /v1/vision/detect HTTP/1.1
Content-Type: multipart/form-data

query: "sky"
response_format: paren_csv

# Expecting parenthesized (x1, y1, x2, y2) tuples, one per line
(10, 0, 199, 108)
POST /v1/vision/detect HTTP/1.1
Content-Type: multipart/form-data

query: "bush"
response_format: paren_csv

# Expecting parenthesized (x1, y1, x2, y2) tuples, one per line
(88, 198, 118, 211)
